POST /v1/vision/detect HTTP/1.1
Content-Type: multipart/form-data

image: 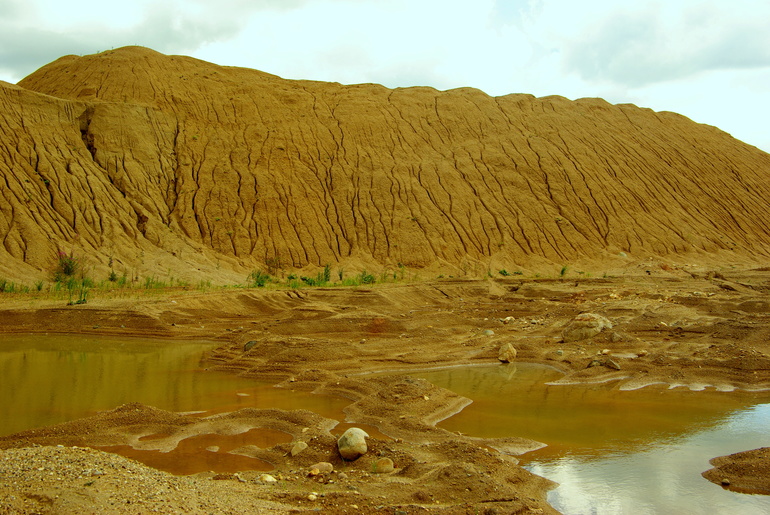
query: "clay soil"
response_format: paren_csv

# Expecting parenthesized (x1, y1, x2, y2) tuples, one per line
(1, 266, 770, 514)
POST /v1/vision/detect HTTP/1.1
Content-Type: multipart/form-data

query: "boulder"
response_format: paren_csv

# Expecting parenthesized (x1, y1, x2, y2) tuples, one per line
(337, 427, 369, 460)
(498, 343, 517, 363)
(562, 313, 612, 342)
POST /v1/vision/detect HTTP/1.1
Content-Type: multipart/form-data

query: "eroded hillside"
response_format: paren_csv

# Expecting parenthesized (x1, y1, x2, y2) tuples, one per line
(2, 46, 770, 282)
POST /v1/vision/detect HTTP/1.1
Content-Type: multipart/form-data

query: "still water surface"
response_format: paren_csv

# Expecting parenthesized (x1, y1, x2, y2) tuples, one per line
(411, 364, 770, 515)
(0, 334, 350, 436)
(0, 334, 350, 473)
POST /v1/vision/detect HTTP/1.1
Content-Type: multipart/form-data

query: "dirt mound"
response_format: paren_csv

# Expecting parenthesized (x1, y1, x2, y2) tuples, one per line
(2, 46, 770, 282)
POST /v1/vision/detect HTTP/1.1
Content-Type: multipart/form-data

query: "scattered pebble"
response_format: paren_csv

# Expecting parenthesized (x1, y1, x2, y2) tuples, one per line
(373, 458, 395, 474)
(291, 441, 308, 456)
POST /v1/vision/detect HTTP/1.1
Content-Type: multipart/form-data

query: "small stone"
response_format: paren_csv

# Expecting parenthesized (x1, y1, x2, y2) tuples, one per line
(483, 329, 495, 336)
(563, 313, 612, 343)
(259, 474, 277, 483)
(721, 478, 731, 486)
(337, 427, 369, 460)
(307, 493, 318, 501)
(243, 340, 257, 351)
(337, 472, 348, 480)
(373, 458, 394, 473)
(308, 462, 334, 474)
(605, 359, 621, 370)
(637, 350, 649, 357)
(555, 349, 564, 356)
(601, 348, 611, 355)
(498, 342, 517, 363)
(290, 441, 308, 456)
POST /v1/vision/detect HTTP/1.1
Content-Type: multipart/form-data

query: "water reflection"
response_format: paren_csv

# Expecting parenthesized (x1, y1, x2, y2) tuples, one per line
(412, 364, 770, 514)
(0, 334, 347, 436)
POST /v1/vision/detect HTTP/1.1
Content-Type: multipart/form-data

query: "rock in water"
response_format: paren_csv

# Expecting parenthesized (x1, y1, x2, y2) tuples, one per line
(337, 427, 369, 460)
(498, 343, 517, 363)
(562, 313, 612, 343)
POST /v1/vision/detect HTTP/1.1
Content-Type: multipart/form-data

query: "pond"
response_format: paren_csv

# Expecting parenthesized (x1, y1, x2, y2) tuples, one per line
(411, 363, 770, 515)
(0, 334, 350, 474)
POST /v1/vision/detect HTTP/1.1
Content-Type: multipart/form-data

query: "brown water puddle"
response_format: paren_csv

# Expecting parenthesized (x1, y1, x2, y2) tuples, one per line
(410, 363, 770, 514)
(409, 363, 770, 454)
(97, 428, 292, 475)
(0, 335, 381, 476)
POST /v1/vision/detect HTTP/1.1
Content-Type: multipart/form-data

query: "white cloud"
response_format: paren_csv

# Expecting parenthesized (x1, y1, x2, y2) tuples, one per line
(557, 1, 770, 87)
(0, 0, 768, 152)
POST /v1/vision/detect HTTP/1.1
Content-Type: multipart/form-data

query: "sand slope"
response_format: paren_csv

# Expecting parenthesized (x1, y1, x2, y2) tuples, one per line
(2, 46, 770, 282)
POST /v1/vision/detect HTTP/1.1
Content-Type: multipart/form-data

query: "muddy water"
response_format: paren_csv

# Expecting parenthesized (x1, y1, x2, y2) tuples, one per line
(0, 334, 350, 474)
(411, 364, 770, 515)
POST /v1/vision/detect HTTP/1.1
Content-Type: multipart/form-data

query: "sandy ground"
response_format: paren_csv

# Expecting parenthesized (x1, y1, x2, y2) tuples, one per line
(1, 265, 769, 513)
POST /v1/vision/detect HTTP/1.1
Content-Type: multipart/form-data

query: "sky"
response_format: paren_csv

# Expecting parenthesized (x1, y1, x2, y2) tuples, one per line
(1, 0, 769, 153)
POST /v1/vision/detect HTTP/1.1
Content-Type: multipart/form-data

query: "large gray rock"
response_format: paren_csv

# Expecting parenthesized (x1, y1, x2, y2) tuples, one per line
(562, 313, 612, 342)
(337, 427, 369, 460)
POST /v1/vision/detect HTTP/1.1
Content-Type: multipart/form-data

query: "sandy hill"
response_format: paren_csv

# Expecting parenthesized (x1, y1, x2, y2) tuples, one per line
(1, 46, 769, 283)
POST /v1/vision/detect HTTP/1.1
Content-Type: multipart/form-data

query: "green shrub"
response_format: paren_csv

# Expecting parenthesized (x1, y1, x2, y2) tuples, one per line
(247, 270, 271, 287)
(300, 276, 318, 286)
(358, 270, 376, 284)
(67, 278, 89, 305)
(0, 278, 13, 293)
(53, 250, 80, 282)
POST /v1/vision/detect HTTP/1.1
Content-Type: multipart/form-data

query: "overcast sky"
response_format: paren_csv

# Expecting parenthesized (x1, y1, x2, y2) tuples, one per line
(2, 0, 769, 152)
